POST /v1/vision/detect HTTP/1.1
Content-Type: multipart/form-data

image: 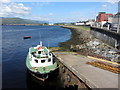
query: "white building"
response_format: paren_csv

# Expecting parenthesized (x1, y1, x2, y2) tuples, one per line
(75, 21, 85, 25)
(111, 13, 120, 32)
(85, 19, 95, 26)
(49, 23, 54, 25)
(75, 19, 95, 26)
(108, 16, 113, 23)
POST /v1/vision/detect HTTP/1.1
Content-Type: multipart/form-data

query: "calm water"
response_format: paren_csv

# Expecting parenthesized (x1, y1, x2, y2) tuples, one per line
(2, 25, 71, 89)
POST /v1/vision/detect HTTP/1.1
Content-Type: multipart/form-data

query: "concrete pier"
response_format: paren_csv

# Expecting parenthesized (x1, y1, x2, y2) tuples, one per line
(53, 51, 119, 89)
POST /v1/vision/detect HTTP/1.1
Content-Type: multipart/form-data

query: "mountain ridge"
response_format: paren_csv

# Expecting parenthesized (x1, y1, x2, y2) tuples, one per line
(1, 17, 49, 24)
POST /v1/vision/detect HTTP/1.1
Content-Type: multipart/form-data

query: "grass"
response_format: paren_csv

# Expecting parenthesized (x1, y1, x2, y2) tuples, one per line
(48, 47, 61, 51)
(49, 47, 71, 52)
(65, 25, 90, 31)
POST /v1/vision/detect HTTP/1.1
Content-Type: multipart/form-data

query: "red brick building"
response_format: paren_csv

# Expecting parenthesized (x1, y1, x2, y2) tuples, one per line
(96, 12, 113, 22)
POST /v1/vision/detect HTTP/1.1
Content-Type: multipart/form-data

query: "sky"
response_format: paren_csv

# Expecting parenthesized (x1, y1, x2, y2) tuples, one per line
(0, 0, 119, 23)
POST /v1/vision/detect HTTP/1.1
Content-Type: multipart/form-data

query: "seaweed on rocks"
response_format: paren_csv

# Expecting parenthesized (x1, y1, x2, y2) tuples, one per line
(59, 26, 120, 63)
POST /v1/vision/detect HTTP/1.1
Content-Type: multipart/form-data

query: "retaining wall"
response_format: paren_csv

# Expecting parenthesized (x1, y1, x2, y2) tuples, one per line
(90, 27, 120, 50)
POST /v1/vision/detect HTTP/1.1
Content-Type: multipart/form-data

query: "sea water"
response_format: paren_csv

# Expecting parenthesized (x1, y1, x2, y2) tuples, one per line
(2, 25, 71, 88)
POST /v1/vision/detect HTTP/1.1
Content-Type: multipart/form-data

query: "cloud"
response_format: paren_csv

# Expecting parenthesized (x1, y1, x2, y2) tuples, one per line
(30, 16, 50, 21)
(106, 0, 118, 4)
(100, 2, 118, 14)
(0, 2, 31, 17)
(31, 2, 49, 7)
(28, 12, 56, 22)
(0, 0, 11, 3)
(48, 13, 55, 16)
(101, 4, 108, 10)
(102, 4, 107, 8)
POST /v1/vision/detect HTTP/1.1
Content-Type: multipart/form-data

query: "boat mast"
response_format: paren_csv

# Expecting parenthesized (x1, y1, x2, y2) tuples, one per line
(40, 41, 42, 47)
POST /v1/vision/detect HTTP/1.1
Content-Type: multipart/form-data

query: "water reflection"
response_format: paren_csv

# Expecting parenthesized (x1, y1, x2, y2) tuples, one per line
(26, 70, 63, 89)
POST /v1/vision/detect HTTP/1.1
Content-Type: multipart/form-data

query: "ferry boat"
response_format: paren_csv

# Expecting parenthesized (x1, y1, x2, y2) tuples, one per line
(26, 41, 58, 80)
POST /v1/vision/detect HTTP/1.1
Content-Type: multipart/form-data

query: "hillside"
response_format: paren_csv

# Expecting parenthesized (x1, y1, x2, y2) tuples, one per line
(1, 17, 49, 25)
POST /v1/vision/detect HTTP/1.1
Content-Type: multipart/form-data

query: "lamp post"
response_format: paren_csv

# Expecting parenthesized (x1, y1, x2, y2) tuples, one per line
(117, 1, 120, 33)
(117, 14, 120, 33)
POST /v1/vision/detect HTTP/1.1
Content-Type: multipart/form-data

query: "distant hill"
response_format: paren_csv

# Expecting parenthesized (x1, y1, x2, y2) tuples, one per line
(1, 17, 49, 24)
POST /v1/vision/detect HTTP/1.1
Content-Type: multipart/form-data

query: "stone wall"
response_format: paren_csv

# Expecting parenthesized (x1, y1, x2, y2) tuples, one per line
(90, 27, 120, 50)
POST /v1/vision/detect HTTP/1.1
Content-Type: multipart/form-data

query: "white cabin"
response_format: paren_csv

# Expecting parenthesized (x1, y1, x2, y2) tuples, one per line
(28, 43, 53, 67)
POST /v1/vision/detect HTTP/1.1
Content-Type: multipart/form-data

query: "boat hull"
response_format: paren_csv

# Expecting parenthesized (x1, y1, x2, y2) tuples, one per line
(27, 67, 59, 81)
(26, 54, 58, 80)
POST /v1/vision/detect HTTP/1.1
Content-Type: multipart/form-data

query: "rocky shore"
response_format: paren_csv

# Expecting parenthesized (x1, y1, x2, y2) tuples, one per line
(59, 25, 120, 63)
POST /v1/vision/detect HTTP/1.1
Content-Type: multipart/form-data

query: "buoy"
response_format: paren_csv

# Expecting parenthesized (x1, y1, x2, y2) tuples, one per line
(23, 36, 31, 39)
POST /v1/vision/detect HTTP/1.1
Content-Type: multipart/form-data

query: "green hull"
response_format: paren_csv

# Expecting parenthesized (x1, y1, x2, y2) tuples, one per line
(26, 54, 58, 74)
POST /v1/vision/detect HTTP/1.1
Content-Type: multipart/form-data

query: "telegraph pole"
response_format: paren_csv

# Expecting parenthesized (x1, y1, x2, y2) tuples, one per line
(117, 1, 120, 33)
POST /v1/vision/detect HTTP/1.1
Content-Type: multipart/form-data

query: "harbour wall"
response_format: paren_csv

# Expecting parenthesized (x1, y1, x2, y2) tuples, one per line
(90, 27, 120, 50)
(53, 54, 91, 89)
(52, 51, 119, 89)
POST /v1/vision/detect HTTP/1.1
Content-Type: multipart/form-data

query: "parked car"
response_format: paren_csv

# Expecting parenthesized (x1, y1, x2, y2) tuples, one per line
(103, 22, 112, 30)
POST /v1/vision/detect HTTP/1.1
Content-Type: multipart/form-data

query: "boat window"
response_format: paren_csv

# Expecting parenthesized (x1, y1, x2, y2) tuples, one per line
(32, 52, 34, 54)
(41, 60, 45, 63)
(38, 51, 41, 54)
(35, 59, 38, 63)
(32, 52, 36, 57)
(49, 52, 52, 56)
(48, 58, 51, 62)
(53, 57, 55, 64)
(42, 51, 45, 55)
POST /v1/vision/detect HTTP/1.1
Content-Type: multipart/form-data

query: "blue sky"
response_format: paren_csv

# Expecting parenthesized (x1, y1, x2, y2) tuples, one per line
(1, 1, 119, 23)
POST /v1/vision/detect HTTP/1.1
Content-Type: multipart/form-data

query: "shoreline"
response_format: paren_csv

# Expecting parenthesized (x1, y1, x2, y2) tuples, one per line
(59, 25, 120, 63)
(59, 25, 92, 51)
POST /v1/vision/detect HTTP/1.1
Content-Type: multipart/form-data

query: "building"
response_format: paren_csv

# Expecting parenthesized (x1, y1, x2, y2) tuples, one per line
(96, 12, 113, 28)
(49, 23, 54, 25)
(96, 12, 113, 22)
(108, 16, 113, 23)
(75, 19, 95, 26)
(112, 13, 120, 24)
(111, 12, 120, 32)
(75, 21, 85, 25)
(85, 19, 95, 26)
(110, 1, 120, 33)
